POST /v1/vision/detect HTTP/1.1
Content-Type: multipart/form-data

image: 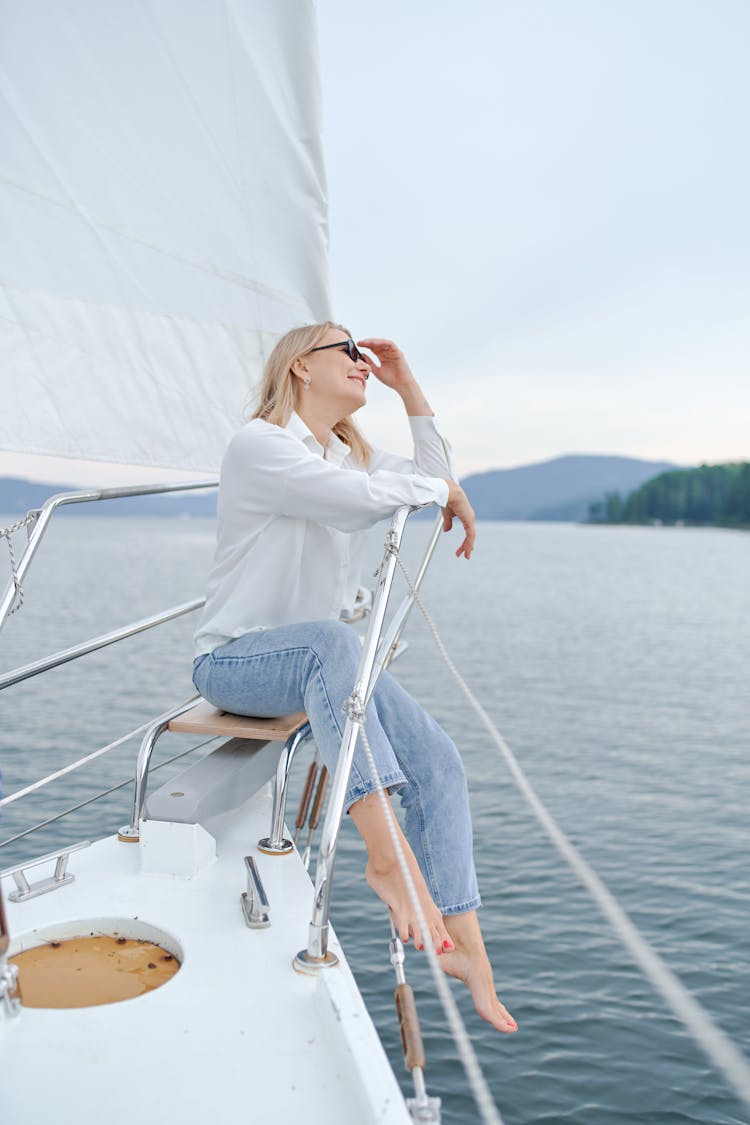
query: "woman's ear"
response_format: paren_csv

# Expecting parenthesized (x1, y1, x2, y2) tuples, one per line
(291, 356, 309, 378)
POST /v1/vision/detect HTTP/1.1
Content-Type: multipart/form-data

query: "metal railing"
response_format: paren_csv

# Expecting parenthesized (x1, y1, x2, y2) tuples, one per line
(0, 479, 219, 835)
(0, 478, 218, 632)
(0, 600, 206, 691)
(1, 484, 444, 979)
(296, 505, 443, 971)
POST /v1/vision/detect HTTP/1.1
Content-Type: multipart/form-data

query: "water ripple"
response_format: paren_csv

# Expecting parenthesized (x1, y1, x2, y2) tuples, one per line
(2, 519, 749, 1124)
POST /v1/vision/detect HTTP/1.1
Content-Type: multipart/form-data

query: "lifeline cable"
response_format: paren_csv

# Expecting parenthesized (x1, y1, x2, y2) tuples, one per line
(0, 736, 217, 851)
(395, 553, 750, 1112)
(0, 697, 199, 808)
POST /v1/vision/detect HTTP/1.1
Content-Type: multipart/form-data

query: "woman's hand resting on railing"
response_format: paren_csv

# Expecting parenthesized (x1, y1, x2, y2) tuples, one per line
(442, 481, 476, 560)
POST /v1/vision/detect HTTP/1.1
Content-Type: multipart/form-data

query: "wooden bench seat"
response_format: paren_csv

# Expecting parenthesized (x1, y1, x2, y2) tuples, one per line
(168, 701, 307, 742)
(120, 699, 312, 853)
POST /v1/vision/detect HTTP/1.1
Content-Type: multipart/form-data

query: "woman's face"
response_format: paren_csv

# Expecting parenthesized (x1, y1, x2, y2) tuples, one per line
(297, 328, 370, 415)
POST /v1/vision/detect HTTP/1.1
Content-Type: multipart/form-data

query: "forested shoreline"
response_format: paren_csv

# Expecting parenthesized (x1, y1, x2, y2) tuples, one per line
(588, 463, 750, 527)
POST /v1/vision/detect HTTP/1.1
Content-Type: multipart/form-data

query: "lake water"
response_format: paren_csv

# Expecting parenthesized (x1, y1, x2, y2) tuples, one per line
(1, 516, 748, 1124)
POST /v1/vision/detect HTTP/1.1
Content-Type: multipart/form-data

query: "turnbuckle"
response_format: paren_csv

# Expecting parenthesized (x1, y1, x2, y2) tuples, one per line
(389, 925, 441, 1123)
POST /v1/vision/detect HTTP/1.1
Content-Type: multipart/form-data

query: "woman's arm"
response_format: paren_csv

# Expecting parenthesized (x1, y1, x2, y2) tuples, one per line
(359, 338, 474, 559)
(359, 338, 455, 478)
(223, 422, 449, 534)
(357, 337, 431, 416)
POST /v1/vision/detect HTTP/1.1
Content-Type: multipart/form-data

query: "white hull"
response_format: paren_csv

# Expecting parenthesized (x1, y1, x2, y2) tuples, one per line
(2, 780, 411, 1124)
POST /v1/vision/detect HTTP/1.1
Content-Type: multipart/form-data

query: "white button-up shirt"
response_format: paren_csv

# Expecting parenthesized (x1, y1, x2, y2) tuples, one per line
(194, 412, 453, 657)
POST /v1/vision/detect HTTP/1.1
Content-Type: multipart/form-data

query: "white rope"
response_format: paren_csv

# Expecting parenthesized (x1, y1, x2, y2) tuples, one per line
(396, 555, 750, 1112)
(346, 693, 505, 1125)
(1, 514, 33, 616)
(0, 698, 197, 808)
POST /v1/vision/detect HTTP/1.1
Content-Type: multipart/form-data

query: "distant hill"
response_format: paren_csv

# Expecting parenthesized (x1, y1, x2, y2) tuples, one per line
(0, 476, 218, 519)
(1, 453, 680, 524)
(590, 462, 750, 527)
(461, 455, 680, 521)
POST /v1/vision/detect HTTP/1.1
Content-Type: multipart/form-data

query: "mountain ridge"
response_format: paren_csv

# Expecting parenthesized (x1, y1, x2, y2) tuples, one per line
(461, 454, 680, 521)
(0, 454, 682, 522)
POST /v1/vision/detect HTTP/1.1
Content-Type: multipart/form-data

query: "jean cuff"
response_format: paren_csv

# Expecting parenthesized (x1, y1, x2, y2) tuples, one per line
(344, 770, 407, 813)
(437, 894, 482, 916)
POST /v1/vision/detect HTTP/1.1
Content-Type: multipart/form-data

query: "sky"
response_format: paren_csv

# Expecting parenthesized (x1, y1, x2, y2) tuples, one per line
(317, 0, 750, 475)
(3, 0, 748, 486)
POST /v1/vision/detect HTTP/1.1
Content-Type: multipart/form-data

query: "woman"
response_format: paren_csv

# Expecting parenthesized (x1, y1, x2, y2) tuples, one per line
(193, 322, 517, 1034)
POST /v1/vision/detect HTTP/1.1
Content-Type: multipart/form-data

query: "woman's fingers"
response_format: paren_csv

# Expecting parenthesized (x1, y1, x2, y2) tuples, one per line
(442, 483, 476, 560)
(357, 337, 396, 355)
(456, 533, 473, 559)
(456, 510, 476, 558)
(356, 339, 413, 387)
(441, 504, 474, 558)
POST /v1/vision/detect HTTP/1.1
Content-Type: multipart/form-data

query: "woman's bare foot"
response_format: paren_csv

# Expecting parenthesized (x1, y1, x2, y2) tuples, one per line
(350, 794, 453, 954)
(365, 853, 452, 954)
(441, 911, 518, 1034)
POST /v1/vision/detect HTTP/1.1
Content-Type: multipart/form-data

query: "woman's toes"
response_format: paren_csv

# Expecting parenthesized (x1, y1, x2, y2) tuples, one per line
(438, 922, 454, 950)
(494, 1008, 518, 1033)
(395, 916, 411, 945)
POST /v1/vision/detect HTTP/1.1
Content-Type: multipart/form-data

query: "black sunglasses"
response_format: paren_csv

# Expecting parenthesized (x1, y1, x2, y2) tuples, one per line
(307, 338, 366, 366)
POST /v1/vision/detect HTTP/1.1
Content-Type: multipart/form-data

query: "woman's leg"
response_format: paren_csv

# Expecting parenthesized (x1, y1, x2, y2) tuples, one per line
(370, 669, 480, 914)
(347, 792, 454, 955)
(194, 622, 516, 1031)
(369, 672, 517, 1032)
(193, 621, 452, 951)
(194, 620, 408, 804)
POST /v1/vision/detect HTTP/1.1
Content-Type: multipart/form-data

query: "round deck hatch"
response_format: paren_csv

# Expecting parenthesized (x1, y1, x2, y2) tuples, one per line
(9, 918, 182, 1009)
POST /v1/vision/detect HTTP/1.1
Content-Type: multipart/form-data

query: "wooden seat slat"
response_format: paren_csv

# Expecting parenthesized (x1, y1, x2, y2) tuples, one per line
(168, 700, 307, 742)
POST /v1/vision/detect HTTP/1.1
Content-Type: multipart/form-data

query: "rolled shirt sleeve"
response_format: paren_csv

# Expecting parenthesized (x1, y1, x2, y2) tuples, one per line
(369, 415, 456, 481)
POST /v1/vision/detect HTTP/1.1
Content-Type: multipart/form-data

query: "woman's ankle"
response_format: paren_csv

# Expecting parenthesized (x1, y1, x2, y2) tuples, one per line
(443, 910, 486, 951)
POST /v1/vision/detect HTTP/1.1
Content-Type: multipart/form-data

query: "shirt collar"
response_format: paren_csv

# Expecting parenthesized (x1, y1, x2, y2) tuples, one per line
(285, 412, 351, 466)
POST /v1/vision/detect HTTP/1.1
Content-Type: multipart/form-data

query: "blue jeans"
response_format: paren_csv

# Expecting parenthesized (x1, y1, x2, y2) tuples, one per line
(192, 620, 480, 915)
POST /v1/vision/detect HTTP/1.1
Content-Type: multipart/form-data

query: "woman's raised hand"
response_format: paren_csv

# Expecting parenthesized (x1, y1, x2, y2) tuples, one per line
(357, 338, 474, 558)
(357, 338, 415, 393)
(442, 481, 476, 560)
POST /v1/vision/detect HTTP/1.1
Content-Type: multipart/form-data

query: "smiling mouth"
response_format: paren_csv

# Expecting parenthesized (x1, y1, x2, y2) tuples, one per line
(348, 375, 367, 388)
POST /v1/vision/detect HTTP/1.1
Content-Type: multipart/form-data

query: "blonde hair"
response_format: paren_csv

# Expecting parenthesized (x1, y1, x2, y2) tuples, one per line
(249, 321, 372, 466)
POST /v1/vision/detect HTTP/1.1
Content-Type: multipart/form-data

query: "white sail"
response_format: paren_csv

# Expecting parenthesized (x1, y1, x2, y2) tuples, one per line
(0, 0, 331, 471)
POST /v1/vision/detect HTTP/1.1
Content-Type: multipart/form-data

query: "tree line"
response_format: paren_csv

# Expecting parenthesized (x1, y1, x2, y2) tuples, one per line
(588, 462, 750, 527)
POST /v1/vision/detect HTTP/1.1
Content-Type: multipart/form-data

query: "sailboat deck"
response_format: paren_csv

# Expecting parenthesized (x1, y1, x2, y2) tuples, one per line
(1, 783, 411, 1124)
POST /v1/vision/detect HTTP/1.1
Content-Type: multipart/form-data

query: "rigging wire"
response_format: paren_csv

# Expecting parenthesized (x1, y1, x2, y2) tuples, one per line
(395, 554, 750, 1113)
